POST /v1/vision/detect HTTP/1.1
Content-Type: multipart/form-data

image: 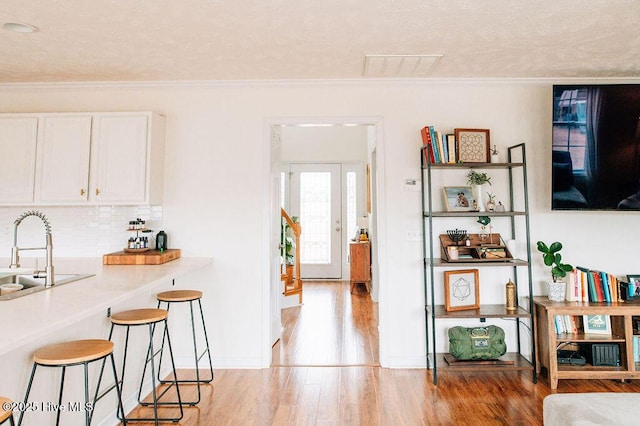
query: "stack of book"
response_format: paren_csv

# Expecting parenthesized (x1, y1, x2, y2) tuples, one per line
(421, 126, 456, 164)
(565, 267, 620, 303)
(554, 315, 579, 334)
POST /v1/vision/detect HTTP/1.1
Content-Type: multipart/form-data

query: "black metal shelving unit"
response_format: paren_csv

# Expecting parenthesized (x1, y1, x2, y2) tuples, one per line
(420, 143, 537, 385)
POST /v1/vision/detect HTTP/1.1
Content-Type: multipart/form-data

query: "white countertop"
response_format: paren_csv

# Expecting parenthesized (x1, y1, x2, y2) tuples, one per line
(0, 257, 212, 357)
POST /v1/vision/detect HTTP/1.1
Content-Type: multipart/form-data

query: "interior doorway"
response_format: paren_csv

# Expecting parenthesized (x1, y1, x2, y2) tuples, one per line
(269, 118, 382, 367)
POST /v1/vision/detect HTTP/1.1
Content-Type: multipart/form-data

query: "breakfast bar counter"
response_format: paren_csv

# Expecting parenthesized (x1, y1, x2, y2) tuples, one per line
(0, 257, 212, 356)
(0, 256, 213, 425)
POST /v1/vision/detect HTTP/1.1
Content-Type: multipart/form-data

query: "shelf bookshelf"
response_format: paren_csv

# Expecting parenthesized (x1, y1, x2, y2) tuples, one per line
(420, 143, 536, 385)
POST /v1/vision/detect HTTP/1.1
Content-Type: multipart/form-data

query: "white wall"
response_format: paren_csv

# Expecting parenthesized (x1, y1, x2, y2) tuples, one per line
(3, 79, 640, 369)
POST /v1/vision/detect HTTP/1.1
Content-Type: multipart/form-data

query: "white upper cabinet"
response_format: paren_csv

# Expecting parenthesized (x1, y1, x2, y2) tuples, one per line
(36, 115, 92, 203)
(0, 111, 165, 206)
(91, 112, 165, 205)
(0, 116, 38, 204)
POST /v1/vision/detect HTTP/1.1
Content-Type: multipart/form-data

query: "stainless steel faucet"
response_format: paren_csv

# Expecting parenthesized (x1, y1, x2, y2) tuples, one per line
(9, 210, 55, 287)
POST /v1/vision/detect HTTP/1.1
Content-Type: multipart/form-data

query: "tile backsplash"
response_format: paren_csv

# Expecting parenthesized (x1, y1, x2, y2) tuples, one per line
(0, 205, 162, 261)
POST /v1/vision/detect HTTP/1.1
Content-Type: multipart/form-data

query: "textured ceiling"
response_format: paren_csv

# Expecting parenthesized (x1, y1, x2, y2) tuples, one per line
(0, 0, 639, 83)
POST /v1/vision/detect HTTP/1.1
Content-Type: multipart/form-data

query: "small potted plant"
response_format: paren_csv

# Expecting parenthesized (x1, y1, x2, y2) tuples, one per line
(467, 170, 492, 212)
(490, 145, 499, 163)
(486, 192, 496, 211)
(536, 241, 573, 301)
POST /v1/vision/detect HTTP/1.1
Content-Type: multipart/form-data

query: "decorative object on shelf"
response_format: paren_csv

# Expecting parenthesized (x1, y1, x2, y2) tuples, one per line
(444, 269, 480, 311)
(447, 246, 459, 260)
(622, 274, 640, 300)
(583, 314, 612, 335)
(537, 241, 573, 302)
(442, 186, 475, 211)
(467, 170, 491, 212)
(490, 145, 500, 163)
(477, 216, 492, 242)
(495, 201, 506, 212)
(454, 128, 491, 163)
(505, 279, 517, 312)
(446, 228, 468, 246)
(448, 325, 506, 360)
(486, 193, 496, 211)
(440, 233, 512, 262)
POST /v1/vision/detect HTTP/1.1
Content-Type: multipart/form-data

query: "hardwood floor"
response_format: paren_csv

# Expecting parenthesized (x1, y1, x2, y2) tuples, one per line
(272, 281, 379, 366)
(124, 281, 640, 425)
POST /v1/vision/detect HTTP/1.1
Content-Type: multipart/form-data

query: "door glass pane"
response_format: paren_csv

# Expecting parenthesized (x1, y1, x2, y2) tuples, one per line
(299, 172, 331, 264)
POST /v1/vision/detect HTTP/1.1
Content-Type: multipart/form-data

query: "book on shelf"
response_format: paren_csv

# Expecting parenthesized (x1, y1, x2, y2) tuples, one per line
(554, 314, 579, 334)
(419, 126, 458, 164)
(571, 267, 620, 303)
(420, 126, 435, 164)
(446, 134, 456, 163)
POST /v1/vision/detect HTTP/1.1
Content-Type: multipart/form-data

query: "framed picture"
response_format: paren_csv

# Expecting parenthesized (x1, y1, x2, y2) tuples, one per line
(454, 128, 491, 163)
(444, 269, 480, 311)
(627, 274, 640, 298)
(443, 186, 475, 211)
(583, 314, 612, 334)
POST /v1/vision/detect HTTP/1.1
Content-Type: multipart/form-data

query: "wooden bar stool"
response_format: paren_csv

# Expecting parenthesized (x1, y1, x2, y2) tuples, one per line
(18, 339, 125, 426)
(109, 308, 182, 424)
(156, 290, 213, 405)
(0, 397, 15, 425)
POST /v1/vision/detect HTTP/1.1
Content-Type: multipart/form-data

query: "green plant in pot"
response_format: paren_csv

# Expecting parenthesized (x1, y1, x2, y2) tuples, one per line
(536, 241, 573, 301)
(467, 170, 491, 212)
(282, 216, 299, 266)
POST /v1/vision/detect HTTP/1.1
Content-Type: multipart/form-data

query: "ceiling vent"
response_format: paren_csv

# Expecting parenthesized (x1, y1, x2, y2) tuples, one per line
(363, 54, 443, 77)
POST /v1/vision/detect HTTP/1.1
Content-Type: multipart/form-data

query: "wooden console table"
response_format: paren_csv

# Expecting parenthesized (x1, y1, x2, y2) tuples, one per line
(534, 296, 640, 389)
(349, 241, 371, 294)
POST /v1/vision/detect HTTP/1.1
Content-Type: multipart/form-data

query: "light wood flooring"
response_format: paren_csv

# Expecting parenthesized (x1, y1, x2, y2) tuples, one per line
(124, 281, 640, 425)
(272, 281, 378, 366)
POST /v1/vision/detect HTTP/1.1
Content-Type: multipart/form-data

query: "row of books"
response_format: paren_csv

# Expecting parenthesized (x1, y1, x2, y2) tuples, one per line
(564, 267, 620, 303)
(554, 315, 579, 335)
(420, 126, 456, 164)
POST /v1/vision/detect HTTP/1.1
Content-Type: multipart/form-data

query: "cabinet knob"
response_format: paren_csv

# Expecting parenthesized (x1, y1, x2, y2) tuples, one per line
(80, 188, 85, 196)
(96, 189, 100, 196)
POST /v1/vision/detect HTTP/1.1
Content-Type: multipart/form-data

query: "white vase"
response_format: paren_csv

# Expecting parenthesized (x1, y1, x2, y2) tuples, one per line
(491, 153, 500, 163)
(548, 281, 566, 301)
(473, 184, 485, 212)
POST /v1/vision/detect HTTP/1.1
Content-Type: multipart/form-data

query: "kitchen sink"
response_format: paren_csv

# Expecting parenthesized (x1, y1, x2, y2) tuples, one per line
(0, 273, 94, 301)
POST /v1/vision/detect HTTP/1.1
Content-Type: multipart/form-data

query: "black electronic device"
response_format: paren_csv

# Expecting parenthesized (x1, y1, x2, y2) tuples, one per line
(580, 343, 620, 366)
(557, 349, 586, 366)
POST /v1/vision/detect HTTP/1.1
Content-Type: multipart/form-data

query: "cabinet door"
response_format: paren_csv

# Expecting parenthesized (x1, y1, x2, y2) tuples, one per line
(37, 115, 92, 203)
(0, 117, 38, 204)
(350, 243, 371, 281)
(92, 114, 149, 203)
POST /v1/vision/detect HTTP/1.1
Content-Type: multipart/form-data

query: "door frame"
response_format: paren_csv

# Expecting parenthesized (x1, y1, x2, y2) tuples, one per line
(261, 116, 388, 368)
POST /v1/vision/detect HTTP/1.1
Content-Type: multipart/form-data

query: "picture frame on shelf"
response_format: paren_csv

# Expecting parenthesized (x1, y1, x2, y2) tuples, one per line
(443, 186, 476, 212)
(454, 128, 491, 163)
(583, 314, 612, 334)
(444, 269, 480, 311)
(627, 275, 640, 298)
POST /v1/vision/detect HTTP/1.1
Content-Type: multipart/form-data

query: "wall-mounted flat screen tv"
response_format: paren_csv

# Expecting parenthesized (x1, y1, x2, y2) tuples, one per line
(552, 84, 640, 210)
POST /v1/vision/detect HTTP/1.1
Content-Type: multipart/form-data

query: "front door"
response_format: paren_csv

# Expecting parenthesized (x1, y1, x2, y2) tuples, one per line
(290, 163, 342, 279)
